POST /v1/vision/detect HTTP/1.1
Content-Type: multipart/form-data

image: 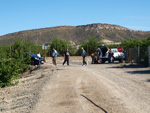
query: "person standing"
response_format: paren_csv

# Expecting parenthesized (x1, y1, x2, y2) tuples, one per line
(108, 48, 113, 63)
(37, 51, 41, 57)
(91, 53, 95, 64)
(97, 48, 102, 63)
(52, 48, 57, 65)
(81, 47, 87, 66)
(63, 48, 70, 65)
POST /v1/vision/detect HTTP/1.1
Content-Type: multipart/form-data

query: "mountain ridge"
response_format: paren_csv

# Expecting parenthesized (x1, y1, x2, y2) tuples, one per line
(0, 23, 150, 45)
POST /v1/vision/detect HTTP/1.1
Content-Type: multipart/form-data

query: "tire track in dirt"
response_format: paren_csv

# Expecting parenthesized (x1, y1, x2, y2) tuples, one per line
(31, 64, 128, 113)
(82, 64, 150, 113)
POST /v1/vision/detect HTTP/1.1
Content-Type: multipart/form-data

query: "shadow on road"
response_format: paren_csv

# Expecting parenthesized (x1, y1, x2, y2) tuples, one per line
(146, 79, 150, 82)
(107, 64, 150, 75)
(108, 64, 145, 69)
(80, 94, 108, 113)
(127, 70, 150, 74)
(30, 65, 41, 74)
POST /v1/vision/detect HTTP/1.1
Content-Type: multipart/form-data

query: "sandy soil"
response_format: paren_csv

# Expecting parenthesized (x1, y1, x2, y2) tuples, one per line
(0, 65, 55, 113)
(1, 61, 150, 113)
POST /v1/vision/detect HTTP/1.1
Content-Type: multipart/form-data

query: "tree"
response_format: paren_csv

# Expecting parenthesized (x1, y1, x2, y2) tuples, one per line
(49, 38, 75, 56)
(0, 45, 10, 58)
(120, 36, 150, 66)
(120, 37, 150, 49)
(77, 37, 104, 55)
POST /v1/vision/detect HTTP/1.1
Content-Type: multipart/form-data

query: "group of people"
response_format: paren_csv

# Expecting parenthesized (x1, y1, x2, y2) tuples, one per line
(37, 47, 114, 65)
(51, 48, 70, 66)
(91, 48, 113, 64)
(51, 47, 87, 66)
(91, 48, 103, 64)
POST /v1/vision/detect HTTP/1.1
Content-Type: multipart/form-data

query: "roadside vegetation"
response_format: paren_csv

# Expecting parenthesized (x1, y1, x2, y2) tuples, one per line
(0, 40, 44, 88)
(121, 36, 150, 49)
(0, 36, 150, 87)
(76, 37, 104, 55)
(107, 36, 150, 66)
(121, 36, 150, 66)
(49, 38, 76, 56)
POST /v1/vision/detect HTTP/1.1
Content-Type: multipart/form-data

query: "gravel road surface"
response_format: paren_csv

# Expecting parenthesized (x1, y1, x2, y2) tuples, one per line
(32, 63, 150, 113)
(1, 62, 150, 113)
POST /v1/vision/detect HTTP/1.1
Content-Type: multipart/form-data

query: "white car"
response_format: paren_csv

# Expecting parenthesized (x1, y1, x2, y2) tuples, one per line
(98, 45, 125, 63)
(111, 48, 124, 62)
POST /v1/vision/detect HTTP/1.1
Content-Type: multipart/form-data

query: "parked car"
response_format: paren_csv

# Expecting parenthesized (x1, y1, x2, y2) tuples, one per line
(97, 45, 125, 63)
(98, 44, 109, 63)
(111, 48, 125, 63)
(25, 52, 44, 65)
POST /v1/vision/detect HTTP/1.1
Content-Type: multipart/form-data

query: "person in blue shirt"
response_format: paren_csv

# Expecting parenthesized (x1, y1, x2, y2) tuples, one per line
(97, 48, 102, 63)
(52, 48, 57, 65)
(81, 47, 87, 66)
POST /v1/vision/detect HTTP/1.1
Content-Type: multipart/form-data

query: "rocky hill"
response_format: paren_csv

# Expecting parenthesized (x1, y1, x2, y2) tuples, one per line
(0, 23, 150, 45)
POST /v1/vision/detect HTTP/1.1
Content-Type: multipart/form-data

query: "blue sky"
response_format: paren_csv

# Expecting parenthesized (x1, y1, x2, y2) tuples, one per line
(0, 0, 150, 36)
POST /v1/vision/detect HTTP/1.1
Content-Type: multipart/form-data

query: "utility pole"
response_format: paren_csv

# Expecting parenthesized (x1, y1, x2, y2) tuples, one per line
(42, 45, 46, 62)
(138, 46, 140, 64)
(43, 43, 49, 62)
(87, 44, 88, 56)
(49, 46, 51, 57)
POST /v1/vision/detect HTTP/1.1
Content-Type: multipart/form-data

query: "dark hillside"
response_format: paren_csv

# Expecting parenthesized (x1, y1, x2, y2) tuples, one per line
(0, 23, 150, 45)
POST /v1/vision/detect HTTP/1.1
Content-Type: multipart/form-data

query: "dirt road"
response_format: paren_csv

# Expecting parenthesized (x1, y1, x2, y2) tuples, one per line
(1, 62, 150, 113)
(30, 63, 150, 113)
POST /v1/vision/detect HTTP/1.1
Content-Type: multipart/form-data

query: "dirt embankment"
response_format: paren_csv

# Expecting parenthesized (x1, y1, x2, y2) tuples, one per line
(0, 64, 56, 113)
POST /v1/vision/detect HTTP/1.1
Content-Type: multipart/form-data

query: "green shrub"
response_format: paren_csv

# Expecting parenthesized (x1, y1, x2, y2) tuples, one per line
(76, 37, 104, 55)
(121, 36, 150, 49)
(0, 56, 30, 88)
(120, 36, 150, 66)
(49, 38, 75, 56)
(0, 59, 20, 87)
(0, 45, 10, 58)
(107, 44, 120, 49)
(0, 39, 32, 88)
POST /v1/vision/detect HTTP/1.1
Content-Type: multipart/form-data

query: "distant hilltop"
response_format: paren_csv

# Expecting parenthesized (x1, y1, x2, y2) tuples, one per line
(0, 23, 150, 45)
(77, 23, 131, 31)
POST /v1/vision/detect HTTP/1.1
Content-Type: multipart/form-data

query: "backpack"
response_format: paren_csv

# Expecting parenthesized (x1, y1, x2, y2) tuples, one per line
(84, 51, 87, 57)
(56, 50, 58, 56)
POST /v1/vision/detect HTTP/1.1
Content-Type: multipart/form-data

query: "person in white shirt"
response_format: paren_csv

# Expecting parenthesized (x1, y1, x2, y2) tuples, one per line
(37, 52, 41, 57)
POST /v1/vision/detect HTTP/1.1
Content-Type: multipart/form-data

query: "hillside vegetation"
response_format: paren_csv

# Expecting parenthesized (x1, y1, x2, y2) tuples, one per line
(0, 23, 150, 45)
